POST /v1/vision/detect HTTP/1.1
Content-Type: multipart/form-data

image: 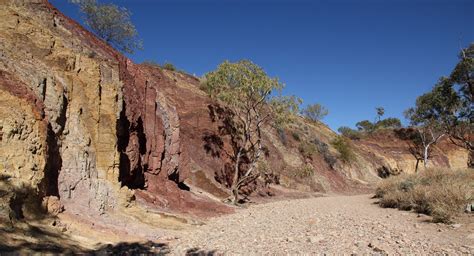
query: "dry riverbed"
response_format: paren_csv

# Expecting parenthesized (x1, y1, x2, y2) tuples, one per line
(168, 194, 474, 255)
(1, 194, 472, 254)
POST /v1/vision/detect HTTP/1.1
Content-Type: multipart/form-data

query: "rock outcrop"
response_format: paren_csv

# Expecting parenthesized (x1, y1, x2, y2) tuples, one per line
(0, 0, 469, 228)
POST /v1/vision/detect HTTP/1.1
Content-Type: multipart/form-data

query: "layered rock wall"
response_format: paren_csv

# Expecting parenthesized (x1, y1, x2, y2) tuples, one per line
(0, 0, 124, 216)
(0, 0, 470, 223)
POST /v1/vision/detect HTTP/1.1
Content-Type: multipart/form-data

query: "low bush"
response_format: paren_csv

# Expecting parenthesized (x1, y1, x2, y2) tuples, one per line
(276, 128, 288, 146)
(331, 136, 355, 163)
(162, 62, 176, 71)
(312, 138, 337, 169)
(375, 168, 474, 223)
(291, 131, 301, 141)
(298, 141, 317, 159)
(141, 60, 161, 67)
(337, 126, 361, 140)
(294, 164, 314, 178)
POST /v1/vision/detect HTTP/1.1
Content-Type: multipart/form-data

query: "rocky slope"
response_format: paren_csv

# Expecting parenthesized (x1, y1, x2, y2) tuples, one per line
(0, 0, 469, 236)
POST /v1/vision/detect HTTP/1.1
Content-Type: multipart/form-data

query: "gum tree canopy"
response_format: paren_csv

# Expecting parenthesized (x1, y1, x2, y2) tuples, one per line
(404, 78, 458, 169)
(71, 0, 142, 54)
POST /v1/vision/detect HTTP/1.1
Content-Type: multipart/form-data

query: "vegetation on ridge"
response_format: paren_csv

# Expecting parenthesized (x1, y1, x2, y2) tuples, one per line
(71, 0, 143, 54)
(301, 103, 329, 123)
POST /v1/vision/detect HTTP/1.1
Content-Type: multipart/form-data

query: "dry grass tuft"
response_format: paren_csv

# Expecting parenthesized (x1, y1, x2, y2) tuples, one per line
(375, 168, 474, 223)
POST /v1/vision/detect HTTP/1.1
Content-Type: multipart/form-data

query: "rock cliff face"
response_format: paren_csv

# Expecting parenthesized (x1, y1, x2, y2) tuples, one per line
(0, 0, 469, 224)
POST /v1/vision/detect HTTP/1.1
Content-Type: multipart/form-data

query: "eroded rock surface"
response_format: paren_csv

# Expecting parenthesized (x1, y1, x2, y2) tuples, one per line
(0, 0, 469, 233)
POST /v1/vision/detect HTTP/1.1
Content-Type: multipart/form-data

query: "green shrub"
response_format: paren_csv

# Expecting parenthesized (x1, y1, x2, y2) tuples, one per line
(298, 141, 317, 159)
(337, 126, 361, 140)
(142, 60, 161, 68)
(331, 136, 355, 163)
(312, 138, 337, 169)
(291, 131, 301, 141)
(162, 62, 176, 71)
(375, 117, 402, 129)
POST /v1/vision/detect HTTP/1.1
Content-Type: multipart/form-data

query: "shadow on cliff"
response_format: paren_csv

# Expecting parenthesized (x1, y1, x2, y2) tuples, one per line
(42, 123, 62, 197)
(202, 104, 267, 201)
(0, 174, 47, 223)
(116, 102, 146, 189)
(0, 174, 64, 253)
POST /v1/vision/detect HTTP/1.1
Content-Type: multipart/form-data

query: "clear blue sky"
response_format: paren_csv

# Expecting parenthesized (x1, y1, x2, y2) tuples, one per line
(50, 0, 474, 131)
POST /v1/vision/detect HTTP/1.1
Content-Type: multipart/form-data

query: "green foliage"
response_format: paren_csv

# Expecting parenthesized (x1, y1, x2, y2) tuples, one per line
(337, 126, 361, 140)
(312, 138, 337, 169)
(269, 95, 302, 128)
(403, 78, 460, 168)
(405, 77, 460, 127)
(203, 60, 297, 204)
(72, 0, 142, 54)
(375, 117, 402, 129)
(450, 43, 473, 103)
(162, 62, 177, 71)
(331, 135, 355, 163)
(447, 44, 473, 153)
(355, 117, 401, 133)
(301, 103, 329, 122)
(298, 141, 317, 159)
(204, 60, 283, 112)
(291, 131, 301, 141)
(355, 120, 374, 133)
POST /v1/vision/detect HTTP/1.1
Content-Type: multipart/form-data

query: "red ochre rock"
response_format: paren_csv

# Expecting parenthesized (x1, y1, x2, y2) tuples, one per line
(0, 0, 469, 226)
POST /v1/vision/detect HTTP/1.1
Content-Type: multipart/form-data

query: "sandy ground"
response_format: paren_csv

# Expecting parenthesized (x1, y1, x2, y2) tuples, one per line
(168, 194, 474, 255)
(1, 194, 473, 255)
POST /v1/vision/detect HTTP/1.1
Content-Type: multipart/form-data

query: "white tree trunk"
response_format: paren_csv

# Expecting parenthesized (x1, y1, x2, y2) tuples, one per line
(423, 145, 430, 168)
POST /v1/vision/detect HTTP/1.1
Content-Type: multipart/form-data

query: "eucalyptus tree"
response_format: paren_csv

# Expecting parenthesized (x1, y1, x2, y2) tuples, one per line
(203, 60, 299, 204)
(71, 0, 142, 54)
(447, 44, 473, 165)
(404, 78, 459, 169)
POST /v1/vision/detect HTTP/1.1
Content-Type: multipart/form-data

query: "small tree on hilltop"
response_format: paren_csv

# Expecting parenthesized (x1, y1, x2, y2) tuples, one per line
(338, 126, 361, 140)
(204, 60, 298, 204)
(375, 117, 402, 129)
(301, 103, 329, 122)
(72, 0, 142, 54)
(355, 120, 375, 133)
(376, 107, 385, 122)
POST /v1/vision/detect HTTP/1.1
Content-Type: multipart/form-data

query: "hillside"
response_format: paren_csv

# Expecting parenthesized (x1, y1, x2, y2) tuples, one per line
(0, 0, 470, 251)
